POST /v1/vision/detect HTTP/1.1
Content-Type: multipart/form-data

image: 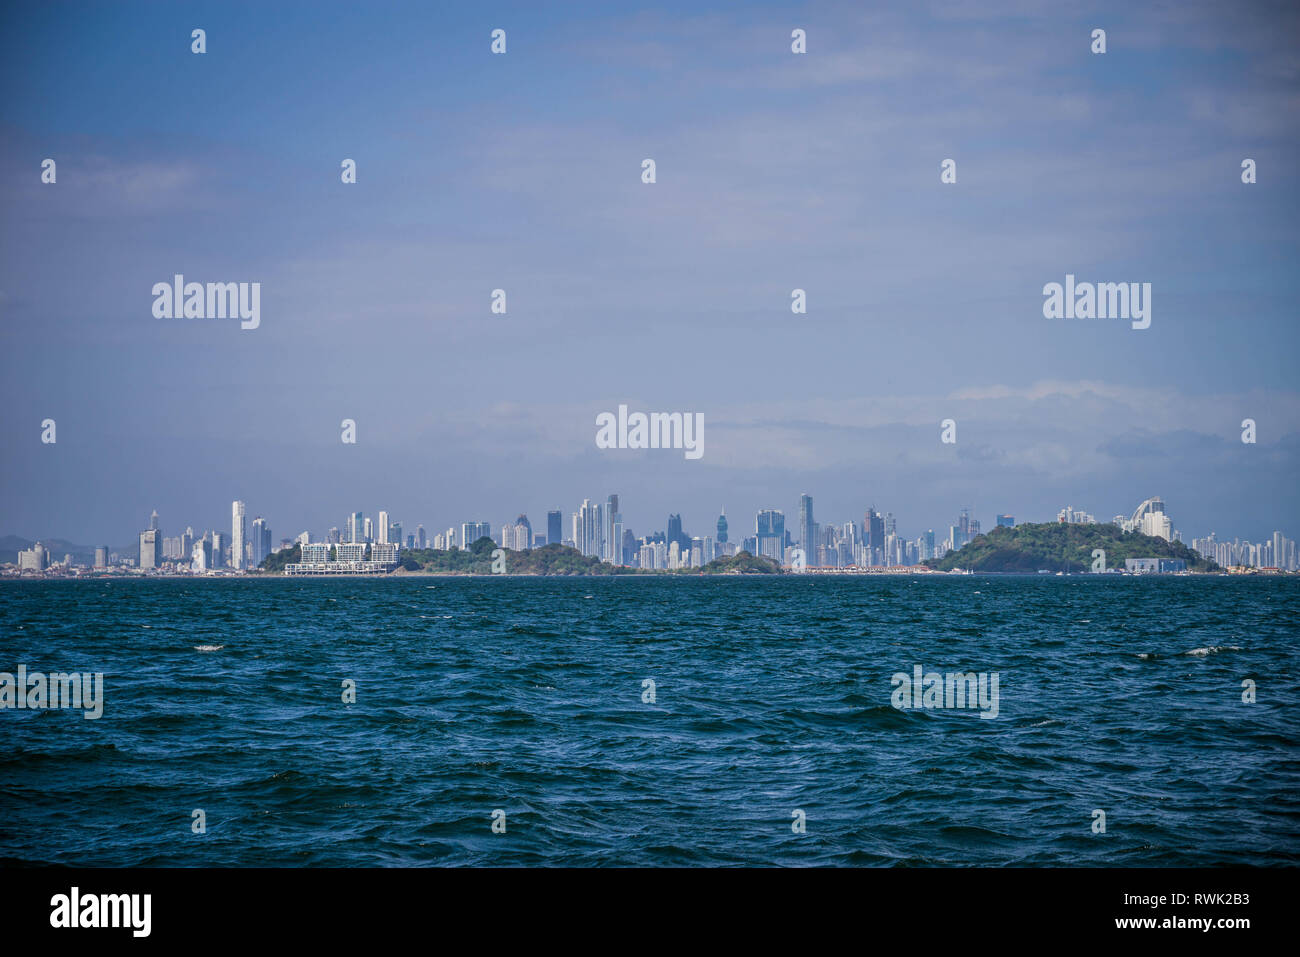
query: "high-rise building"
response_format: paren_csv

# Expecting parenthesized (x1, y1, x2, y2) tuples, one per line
(577, 500, 602, 557)
(139, 527, 161, 569)
(667, 513, 687, 552)
(1141, 510, 1172, 541)
(231, 501, 246, 570)
(547, 510, 562, 547)
(610, 513, 623, 564)
(416, 525, 426, 549)
(865, 508, 885, 566)
(211, 532, 226, 569)
(378, 511, 390, 545)
(716, 509, 728, 543)
(251, 517, 271, 566)
(756, 509, 785, 562)
(18, 542, 48, 572)
(462, 522, 491, 548)
(363, 517, 374, 543)
(94, 546, 108, 569)
(347, 512, 363, 544)
(798, 494, 815, 559)
(605, 495, 619, 561)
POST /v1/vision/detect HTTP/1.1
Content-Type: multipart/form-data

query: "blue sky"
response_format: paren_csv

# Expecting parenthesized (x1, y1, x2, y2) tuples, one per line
(2, 0, 1297, 546)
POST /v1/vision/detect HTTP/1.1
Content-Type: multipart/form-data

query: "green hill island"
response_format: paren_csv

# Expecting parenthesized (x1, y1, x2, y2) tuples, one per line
(923, 522, 1218, 573)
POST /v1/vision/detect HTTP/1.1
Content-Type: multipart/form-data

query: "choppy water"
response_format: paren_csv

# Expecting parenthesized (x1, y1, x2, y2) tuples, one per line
(1, 576, 1297, 866)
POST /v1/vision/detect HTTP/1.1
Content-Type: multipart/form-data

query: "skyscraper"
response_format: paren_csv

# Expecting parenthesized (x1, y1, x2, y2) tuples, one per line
(610, 513, 623, 564)
(462, 522, 491, 548)
(865, 508, 884, 566)
(251, 516, 270, 566)
(347, 512, 363, 543)
(798, 494, 815, 558)
(716, 508, 728, 543)
(378, 510, 390, 545)
(667, 513, 686, 552)
(547, 510, 562, 547)
(605, 495, 619, 562)
(140, 510, 162, 569)
(578, 500, 602, 557)
(231, 500, 246, 570)
(756, 509, 785, 562)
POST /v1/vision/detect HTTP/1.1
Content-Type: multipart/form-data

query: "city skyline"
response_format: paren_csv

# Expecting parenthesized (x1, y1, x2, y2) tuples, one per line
(7, 490, 1297, 574)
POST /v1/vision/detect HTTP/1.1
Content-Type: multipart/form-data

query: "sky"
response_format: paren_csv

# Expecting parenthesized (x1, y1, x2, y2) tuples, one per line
(1, 0, 1297, 548)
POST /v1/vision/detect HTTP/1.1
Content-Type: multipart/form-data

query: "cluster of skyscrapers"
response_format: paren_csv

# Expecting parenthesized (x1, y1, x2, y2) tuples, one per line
(167, 502, 276, 572)
(493, 495, 971, 570)
(6, 493, 1297, 576)
(1192, 530, 1297, 571)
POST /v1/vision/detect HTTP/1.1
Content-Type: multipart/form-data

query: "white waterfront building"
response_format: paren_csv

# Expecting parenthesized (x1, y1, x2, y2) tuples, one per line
(285, 540, 400, 575)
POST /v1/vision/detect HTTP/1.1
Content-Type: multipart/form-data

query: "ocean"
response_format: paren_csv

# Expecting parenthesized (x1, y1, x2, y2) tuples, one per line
(1, 575, 1296, 866)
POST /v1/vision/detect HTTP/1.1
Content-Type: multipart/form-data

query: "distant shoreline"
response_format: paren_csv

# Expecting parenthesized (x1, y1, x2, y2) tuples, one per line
(3, 569, 1287, 582)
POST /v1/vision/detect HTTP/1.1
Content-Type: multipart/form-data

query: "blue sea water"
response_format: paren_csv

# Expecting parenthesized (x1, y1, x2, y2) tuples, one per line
(1, 575, 1297, 867)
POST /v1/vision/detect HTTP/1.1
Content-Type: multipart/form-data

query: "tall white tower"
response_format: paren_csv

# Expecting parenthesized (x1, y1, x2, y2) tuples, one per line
(231, 500, 246, 570)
